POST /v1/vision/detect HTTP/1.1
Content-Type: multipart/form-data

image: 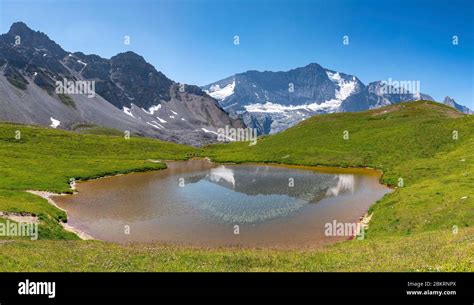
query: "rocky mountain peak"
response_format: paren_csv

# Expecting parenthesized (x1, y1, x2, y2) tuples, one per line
(442, 96, 472, 114)
(0, 22, 244, 146)
(302, 62, 324, 71)
(443, 96, 455, 106)
(8, 21, 33, 35)
(111, 51, 146, 63)
(4, 21, 66, 58)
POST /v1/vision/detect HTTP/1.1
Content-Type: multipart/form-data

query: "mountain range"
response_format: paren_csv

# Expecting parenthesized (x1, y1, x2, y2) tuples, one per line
(0, 22, 243, 146)
(0, 22, 471, 144)
(202, 65, 472, 135)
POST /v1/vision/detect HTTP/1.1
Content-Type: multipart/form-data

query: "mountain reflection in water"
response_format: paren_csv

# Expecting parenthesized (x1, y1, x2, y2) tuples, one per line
(175, 165, 357, 223)
(54, 160, 391, 247)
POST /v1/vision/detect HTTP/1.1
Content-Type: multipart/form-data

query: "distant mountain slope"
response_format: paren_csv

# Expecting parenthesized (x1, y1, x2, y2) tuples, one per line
(203, 65, 471, 135)
(0, 22, 243, 146)
(203, 63, 363, 110)
(443, 96, 473, 114)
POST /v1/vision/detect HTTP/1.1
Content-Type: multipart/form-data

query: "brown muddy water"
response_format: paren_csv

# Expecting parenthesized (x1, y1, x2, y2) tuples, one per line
(53, 160, 391, 248)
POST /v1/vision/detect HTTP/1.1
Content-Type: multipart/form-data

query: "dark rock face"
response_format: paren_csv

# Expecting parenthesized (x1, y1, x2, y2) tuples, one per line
(203, 64, 470, 134)
(0, 22, 243, 146)
(340, 81, 422, 112)
(202, 63, 360, 113)
(71, 51, 174, 110)
(202, 64, 368, 134)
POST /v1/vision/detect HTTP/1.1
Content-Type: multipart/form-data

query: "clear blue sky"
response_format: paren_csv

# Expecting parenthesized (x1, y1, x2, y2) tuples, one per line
(1, 0, 473, 108)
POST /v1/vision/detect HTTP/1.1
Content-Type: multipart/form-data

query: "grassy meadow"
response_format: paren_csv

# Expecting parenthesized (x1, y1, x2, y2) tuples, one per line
(0, 101, 472, 271)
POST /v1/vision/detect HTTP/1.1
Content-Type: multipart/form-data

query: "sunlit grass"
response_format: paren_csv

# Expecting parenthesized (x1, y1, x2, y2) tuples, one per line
(0, 101, 472, 271)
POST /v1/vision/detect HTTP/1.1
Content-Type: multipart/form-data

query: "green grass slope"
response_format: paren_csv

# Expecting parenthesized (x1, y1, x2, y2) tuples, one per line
(0, 124, 198, 239)
(1, 227, 472, 271)
(0, 101, 472, 271)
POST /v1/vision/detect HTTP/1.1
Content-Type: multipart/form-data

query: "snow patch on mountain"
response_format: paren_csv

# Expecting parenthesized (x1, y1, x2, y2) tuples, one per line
(155, 116, 167, 123)
(201, 127, 219, 135)
(245, 99, 342, 114)
(307, 99, 343, 112)
(205, 80, 235, 101)
(243, 98, 343, 135)
(145, 104, 161, 115)
(50, 117, 60, 128)
(122, 106, 135, 118)
(245, 102, 307, 113)
(146, 121, 163, 129)
(326, 71, 357, 100)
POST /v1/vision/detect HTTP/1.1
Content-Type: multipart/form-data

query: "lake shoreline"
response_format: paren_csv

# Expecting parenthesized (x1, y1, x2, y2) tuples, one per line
(42, 159, 390, 248)
(26, 190, 95, 240)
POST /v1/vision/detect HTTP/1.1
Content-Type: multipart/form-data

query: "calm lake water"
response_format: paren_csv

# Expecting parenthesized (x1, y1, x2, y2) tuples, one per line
(54, 160, 391, 248)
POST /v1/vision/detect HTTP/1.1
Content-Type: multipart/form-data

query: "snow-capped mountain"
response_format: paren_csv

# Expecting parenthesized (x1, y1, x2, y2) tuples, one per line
(203, 64, 470, 134)
(2, 22, 470, 143)
(0, 22, 243, 146)
(202, 63, 366, 134)
(204, 64, 363, 111)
